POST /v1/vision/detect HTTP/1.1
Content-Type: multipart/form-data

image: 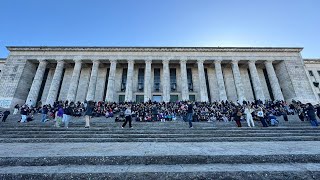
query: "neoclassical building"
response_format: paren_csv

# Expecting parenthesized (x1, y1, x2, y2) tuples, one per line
(0, 46, 317, 108)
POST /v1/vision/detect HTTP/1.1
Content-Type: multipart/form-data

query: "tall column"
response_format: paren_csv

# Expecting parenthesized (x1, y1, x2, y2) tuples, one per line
(125, 59, 134, 102)
(46, 60, 65, 105)
(214, 60, 227, 101)
(180, 59, 189, 101)
(197, 59, 209, 102)
(26, 59, 48, 107)
(162, 59, 170, 102)
(105, 59, 117, 102)
(231, 59, 246, 103)
(66, 59, 82, 102)
(144, 59, 152, 102)
(265, 60, 284, 100)
(86, 60, 100, 101)
(248, 60, 265, 101)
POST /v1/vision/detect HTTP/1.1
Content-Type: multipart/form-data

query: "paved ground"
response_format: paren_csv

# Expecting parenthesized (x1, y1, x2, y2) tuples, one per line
(1, 141, 319, 157)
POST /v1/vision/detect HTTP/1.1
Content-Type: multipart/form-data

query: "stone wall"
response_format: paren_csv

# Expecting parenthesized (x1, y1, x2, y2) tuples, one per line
(283, 57, 317, 103)
(0, 57, 35, 108)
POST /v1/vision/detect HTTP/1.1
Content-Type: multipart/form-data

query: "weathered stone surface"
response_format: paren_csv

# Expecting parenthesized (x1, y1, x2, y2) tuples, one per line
(248, 61, 265, 101)
(214, 60, 227, 101)
(46, 60, 64, 105)
(66, 60, 82, 102)
(26, 60, 47, 106)
(0, 47, 318, 106)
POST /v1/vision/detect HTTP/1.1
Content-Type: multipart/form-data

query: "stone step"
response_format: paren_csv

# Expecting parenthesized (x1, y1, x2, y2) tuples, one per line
(0, 163, 319, 180)
(1, 136, 319, 143)
(1, 154, 320, 166)
(1, 132, 320, 138)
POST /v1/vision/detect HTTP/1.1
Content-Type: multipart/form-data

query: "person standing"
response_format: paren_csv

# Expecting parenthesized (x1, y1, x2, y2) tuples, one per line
(55, 106, 64, 127)
(13, 104, 19, 115)
(122, 105, 133, 128)
(41, 105, 48, 123)
(20, 105, 28, 123)
(2, 110, 10, 122)
(63, 103, 73, 128)
(84, 101, 94, 128)
(257, 107, 268, 127)
(244, 105, 255, 127)
(187, 101, 193, 128)
(234, 108, 242, 127)
(306, 103, 319, 127)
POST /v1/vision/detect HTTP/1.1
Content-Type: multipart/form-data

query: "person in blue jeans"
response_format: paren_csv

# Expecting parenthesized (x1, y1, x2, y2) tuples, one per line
(306, 103, 319, 127)
(187, 101, 193, 128)
(41, 105, 48, 123)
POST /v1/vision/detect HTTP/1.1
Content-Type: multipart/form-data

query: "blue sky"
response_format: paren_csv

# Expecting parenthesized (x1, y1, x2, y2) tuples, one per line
(0, 0, 319, 58)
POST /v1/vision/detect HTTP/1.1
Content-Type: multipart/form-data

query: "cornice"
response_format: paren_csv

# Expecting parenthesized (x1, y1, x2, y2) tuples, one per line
(6, 46, 303, 53)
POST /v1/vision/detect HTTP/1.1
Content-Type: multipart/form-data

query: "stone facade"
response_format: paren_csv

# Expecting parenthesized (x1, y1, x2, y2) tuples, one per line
(0, 46, 318, 108)
(304, 59, 320, 102)
(0, 58, 5, 78)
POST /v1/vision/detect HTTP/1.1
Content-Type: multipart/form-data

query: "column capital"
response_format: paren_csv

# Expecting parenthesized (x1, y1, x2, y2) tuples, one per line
(38, 59, 48, 65)
(214, 59, 222, 64)
(127, 59, 135, 65)
(231, 59, 239, 65)
(197, 59, 205, 64)
(145, 59, 152, 64)
(74, 60, 82, 65)
(180, 58, 187, 64)
(264, 60, 274, 64)
(162, 59, 170, 64)
(56, 60, 65, 65)
(92, 59, 100, 65)
(248, 60, 257, 65)
(109, 59, 117, 64)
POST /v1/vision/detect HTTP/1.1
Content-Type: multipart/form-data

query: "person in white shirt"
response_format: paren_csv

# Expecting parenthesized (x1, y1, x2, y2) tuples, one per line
(122, 105, 133, 128)
(244, 105, 255, 127)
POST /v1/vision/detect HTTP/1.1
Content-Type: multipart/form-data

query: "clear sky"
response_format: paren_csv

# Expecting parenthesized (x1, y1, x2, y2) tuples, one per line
(0, 0, 319, 58)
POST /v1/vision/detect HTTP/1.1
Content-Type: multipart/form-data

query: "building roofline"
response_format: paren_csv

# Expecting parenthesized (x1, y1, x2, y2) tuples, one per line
(6, 46, 304, 53)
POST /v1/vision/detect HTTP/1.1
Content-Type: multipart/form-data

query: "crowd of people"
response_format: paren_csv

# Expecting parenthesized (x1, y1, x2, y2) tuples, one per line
(2, 99, 318, 128)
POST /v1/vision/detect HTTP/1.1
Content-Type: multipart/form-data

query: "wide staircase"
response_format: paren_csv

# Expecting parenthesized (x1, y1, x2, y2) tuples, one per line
(0, 114, 319, 179)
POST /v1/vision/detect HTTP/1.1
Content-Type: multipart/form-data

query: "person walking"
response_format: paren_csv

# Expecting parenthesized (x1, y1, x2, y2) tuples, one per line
(2, 110, 11, 122)
(187, 101, 193, 128)
(244, 105, 255, 127)
(122, 105, 133, 128)
(306, 103, 319, 127)
(84, 101, 94, 128)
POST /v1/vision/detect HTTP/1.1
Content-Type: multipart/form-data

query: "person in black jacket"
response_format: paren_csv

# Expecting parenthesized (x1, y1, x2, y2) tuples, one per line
(306, 103, 319, 127)
(84, 101, 94, 128)
(187, 101, 193, 128)
(63, 103, 73, 128)
(2, 110, 10, 122)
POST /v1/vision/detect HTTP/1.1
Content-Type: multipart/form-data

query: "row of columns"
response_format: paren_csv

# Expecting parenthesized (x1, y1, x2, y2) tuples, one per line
(26, 58, 284, 106)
